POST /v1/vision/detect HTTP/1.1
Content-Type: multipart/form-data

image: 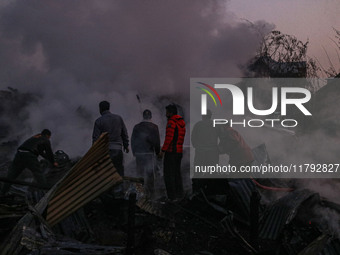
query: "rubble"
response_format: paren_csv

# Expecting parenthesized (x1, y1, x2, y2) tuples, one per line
(0, 135, 340, 254)
(0, 133, 122, 254)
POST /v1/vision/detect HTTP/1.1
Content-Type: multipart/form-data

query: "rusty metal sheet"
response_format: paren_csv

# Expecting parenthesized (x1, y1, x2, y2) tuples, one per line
(259, 189, 318, 240)
(46, 132, 122, 226)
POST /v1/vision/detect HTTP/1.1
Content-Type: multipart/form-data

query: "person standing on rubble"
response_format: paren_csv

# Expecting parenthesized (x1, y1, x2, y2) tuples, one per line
(193, 123, 254, 195)
(131, 109, 160, 198)
(158, 104, 186, 201)
(191, 109, 220, 193)
(1, 129, 58, 194)
(218, 125, 254, 169)
(92, 100, 129, 177)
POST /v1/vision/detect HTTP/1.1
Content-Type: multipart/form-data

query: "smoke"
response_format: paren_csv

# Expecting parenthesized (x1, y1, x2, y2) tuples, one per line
(1, 1, 340, 237)
(0, 0, 274, 157)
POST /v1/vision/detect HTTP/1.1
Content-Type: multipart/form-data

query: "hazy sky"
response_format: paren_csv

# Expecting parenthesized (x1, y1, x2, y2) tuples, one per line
(228, 0, 340, 73)
(0, 0, 339, 159)
(0, 0, 269, 156)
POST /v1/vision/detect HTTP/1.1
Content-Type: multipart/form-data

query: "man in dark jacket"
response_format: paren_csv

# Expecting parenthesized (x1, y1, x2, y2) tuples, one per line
(191, 109, 220, 193)
(93, 101, 129, 176)
(131, 109, 160, 197)
(191, 109, 219, 167)
(159, 104, 186, 200)
(1, 129, 57, 194)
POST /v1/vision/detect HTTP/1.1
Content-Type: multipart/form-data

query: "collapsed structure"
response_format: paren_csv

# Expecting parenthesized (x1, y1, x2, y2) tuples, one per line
(0, 132, 340, 254)
(1, 133, 124, 255)
(1, 76, 340, 253)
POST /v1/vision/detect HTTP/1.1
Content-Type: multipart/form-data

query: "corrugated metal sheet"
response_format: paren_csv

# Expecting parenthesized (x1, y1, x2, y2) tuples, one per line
(1, 133, 122, 255)
(124, 182, 173, 219)
(297, 234, 340, 255)
(259, 189, 318, 240)
(136, 197, 169, 218)
(46, 132, 123, 226)
(297, 234, 329, 255)
(320, 238, 340, 255)
(21, 226, 125, 255)
(26, 189, 93, 241)
(227, 179, 257, 220)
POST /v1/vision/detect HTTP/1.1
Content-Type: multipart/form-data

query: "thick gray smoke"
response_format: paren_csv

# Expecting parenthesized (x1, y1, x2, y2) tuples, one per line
(0, 0, 273, 157)
(2, 2, 340, 237)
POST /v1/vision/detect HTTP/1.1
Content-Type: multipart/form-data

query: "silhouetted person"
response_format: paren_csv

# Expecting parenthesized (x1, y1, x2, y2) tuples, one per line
(191, 109, 219, 166)
(191, 109, 220, 193)
(1, 129, 57, 194)
(93, 101, 129, 176)
(219, 125, 254, 168)
(159, 104, 186, 200)
(131, 109, 160, 197)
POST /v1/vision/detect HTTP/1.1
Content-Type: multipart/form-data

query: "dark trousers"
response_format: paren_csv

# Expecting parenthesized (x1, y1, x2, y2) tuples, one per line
(2, 151, 47, 193)
(109, 149, 124, 177)
(136, 154, 156, 196)
(192, 147, 221, 194)
(193, 147, 219, 167)
(163, 152, 183, 200)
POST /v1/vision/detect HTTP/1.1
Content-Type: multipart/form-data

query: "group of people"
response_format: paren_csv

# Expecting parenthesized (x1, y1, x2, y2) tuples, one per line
(93, 101, 186, 200)
(1, 102, 254, 200)
(1, 101, 186, 202)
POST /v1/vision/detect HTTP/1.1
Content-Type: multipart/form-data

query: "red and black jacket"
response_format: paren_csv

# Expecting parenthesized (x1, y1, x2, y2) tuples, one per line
(162, 115, 186, 153)
(218, 126, 254, 166)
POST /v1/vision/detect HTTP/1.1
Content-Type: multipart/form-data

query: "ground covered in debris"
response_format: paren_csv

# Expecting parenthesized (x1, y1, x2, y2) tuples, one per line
(2, 176, 340, 254)
(1, 119, 340, 254)
(84, 196, 242, 255)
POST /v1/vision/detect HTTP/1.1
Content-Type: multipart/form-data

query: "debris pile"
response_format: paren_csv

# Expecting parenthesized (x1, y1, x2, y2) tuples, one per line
(0, 136, 340, 254)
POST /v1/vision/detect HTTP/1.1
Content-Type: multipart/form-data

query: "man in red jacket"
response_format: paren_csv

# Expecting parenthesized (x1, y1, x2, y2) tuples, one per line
(159, 104, 186, 200)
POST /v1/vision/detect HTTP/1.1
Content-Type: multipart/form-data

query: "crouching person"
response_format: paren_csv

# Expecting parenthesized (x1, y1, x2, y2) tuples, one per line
(1, 129, 58, 194)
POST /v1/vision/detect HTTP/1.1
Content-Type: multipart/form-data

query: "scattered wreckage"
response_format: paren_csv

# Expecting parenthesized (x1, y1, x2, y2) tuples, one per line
(0, 135, 340, 254)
